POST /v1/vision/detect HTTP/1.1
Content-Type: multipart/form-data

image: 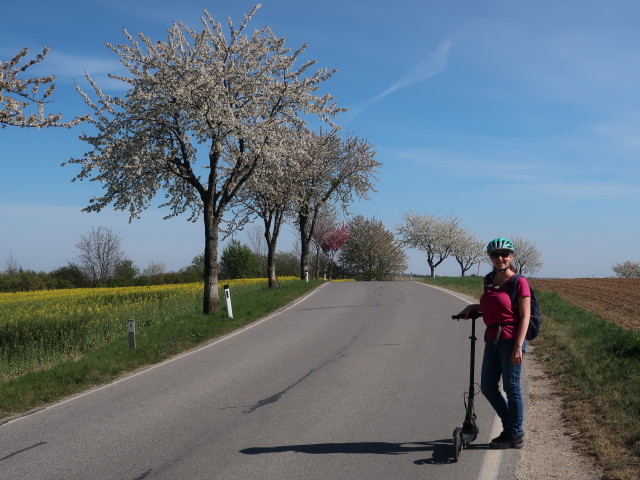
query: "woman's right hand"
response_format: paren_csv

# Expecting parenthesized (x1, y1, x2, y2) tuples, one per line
(459, 304, 481, 319)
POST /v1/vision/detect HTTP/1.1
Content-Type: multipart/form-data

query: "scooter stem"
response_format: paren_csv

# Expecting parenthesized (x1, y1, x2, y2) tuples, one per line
(467, 317, 478, 416)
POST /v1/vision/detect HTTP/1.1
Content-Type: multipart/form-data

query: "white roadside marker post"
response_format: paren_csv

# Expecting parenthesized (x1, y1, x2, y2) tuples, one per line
(224, 284, 233, 318)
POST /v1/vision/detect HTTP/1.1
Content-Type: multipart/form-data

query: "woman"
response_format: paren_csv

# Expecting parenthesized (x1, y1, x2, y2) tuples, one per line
(458, 237, 531, 449)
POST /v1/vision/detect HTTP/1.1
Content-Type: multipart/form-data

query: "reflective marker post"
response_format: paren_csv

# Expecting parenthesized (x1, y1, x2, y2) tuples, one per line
(128, 319, 136, 350)
(224, 284, 233, 318)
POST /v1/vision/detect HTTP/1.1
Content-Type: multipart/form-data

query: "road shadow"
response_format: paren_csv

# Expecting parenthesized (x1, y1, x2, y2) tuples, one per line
(240, 439, 462, 465)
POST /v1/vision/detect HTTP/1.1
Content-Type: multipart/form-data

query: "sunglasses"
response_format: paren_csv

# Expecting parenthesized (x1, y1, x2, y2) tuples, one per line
(490, 251, 513, 259)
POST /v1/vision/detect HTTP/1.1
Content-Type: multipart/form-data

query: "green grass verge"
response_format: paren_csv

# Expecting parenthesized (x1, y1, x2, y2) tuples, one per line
(423, 275, 484, 299)
(423, 277, 640, 480)
(0, 279, 323, 421)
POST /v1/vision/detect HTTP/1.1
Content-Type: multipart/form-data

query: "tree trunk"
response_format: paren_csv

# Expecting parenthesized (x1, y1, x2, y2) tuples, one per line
(267, 242, 277, 288)
(263, 209, 284, 289)
(457, 259, 466, 276)
(298, 213, 310, 280)
(203, 202, 220, 314)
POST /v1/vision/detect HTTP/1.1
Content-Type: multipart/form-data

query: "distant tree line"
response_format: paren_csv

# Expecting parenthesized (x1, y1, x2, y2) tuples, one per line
(0, 254, 204, 293)
(2, 212, 552, 292)
(1, 215, 409, 292)
(0, 226, 306, 292)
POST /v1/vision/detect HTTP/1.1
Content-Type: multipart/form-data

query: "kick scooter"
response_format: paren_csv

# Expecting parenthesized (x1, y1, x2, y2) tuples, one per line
(450, 310, 482, 462)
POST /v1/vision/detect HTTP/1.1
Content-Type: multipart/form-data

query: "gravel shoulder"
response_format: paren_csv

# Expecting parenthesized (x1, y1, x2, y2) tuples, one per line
(516, 346, 602, 480)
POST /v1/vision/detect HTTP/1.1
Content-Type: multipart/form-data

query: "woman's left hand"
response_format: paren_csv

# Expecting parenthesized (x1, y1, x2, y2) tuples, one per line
(512, 345, 524, 365)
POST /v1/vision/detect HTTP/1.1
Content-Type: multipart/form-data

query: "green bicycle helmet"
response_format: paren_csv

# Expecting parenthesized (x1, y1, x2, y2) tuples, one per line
(486, 237, 515, 254)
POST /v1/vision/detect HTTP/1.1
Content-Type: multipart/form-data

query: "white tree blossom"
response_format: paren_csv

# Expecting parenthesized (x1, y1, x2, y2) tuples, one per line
(511, 236, 543, 276)
(64, 5, 341, 313)
(0, 47, 85, 128)
(396, 211, 461, 278)
(238, 129, 305, 288)
(612, 260, 640, 278)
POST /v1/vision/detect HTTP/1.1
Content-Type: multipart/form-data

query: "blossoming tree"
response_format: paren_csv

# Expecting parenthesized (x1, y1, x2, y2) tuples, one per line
(309, 206, 340, 278)
(293, 130, 380, 280)
(65, 5, 341, 313)
(511, 236, 543, 276)
(238, 129, 305, 288)
(396, 211, 462, 278)
(320, 223, 350, 279)
(450, 229, 485, 276)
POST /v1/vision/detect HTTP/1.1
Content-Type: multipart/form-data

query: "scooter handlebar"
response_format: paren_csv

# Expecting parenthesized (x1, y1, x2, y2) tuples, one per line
(452, 311, 482, 320)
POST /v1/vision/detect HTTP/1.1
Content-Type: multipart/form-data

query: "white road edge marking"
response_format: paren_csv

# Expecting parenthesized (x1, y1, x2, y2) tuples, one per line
(478, 415, 504, 480)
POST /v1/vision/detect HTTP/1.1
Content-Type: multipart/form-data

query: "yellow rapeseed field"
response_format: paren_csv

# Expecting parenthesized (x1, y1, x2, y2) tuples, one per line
(0, 278, 287, 380)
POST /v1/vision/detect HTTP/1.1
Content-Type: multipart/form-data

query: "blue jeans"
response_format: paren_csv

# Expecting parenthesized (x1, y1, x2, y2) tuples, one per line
(480, 339, 525, 437)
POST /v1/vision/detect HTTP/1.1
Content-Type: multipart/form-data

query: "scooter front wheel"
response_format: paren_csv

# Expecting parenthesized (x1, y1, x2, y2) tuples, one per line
(452, 427, 462, 462)
(471, 414, 479, 442)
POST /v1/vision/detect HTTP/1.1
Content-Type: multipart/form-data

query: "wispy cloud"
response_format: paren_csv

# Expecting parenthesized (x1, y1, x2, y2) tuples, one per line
(391, 146, 544, 182)
(345, 40, 451, 121)
(388, 146, 640, 200)
(526, 180, 640, 201)
(372, 40, 451, 102)
(591, 113, 640, 152)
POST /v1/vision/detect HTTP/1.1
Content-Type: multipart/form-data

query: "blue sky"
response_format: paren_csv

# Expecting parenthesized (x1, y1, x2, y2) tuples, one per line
(2, 0, 639, 278)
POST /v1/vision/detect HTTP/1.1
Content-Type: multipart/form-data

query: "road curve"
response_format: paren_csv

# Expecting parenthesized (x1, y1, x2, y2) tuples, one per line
(0, 281, 520, 480)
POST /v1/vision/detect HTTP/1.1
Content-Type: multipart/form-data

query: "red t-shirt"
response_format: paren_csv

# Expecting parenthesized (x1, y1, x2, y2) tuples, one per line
(480, 275, 531, 341)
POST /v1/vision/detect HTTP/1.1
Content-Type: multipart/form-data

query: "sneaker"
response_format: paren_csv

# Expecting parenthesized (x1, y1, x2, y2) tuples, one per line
(489, 431, 509, 445)
(490, 431, 524, 449)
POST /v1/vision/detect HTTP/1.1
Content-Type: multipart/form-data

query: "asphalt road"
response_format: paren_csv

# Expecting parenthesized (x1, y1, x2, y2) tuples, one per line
(0, 281, 521, 479)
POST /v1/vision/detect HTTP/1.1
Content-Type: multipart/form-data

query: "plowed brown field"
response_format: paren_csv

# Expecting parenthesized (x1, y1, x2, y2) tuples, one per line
(530, 278, 640, 331)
